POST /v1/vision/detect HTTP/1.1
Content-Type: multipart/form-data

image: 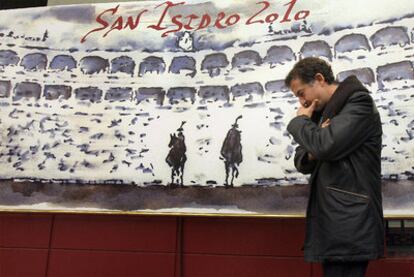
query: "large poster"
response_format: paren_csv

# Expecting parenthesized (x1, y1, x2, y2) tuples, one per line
(0, 0, 413, 215)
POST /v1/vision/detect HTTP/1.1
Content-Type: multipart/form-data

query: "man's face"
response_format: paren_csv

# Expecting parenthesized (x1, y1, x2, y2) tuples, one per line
(289, 77, 325, 111)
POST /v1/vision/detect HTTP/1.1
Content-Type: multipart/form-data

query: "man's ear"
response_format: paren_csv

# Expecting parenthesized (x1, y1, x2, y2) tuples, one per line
(314, 73, 325, 84)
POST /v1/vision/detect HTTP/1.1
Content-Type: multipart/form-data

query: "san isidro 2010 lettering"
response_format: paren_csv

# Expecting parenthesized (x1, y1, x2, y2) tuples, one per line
(81, 0, 310, 43)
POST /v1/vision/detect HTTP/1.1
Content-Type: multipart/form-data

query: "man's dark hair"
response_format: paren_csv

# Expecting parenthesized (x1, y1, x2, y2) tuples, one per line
(284, 57, 336, 87)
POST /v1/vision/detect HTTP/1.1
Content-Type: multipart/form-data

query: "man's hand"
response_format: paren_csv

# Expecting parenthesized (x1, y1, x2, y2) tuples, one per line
(307, 152, 316, 161)
(321, 119, 331, 128)
(297, 99, 318, 117)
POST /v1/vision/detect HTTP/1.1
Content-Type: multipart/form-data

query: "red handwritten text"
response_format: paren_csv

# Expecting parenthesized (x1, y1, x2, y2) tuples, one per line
(81, 0, 310, 43)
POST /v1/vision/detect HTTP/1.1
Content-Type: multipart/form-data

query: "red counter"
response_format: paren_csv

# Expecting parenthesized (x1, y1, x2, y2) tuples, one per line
(0, 213, 413, 277)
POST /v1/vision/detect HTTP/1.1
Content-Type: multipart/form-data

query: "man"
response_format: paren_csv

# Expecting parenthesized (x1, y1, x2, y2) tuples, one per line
(285, 57, 384, 277)
(221, 115, 243, 187)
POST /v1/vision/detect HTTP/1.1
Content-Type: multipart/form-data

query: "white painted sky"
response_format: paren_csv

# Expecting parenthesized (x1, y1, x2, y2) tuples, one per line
(0, 0, 413, 50)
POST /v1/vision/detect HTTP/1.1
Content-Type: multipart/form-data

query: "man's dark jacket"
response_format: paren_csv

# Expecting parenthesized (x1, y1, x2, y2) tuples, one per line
(287, 76, 384, 262)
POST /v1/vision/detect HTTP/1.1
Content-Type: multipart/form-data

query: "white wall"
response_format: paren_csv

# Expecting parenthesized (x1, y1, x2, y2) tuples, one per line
(48, 0, 139, 6)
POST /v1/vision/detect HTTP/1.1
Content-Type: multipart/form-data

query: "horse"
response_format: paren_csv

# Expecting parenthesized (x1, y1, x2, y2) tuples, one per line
(220, 116, 243, 187)
(166, 122, 187, 187)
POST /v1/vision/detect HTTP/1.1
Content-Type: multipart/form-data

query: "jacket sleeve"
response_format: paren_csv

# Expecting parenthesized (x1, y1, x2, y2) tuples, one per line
(287, 92, 378, 161)
(294, 145, 317, 174)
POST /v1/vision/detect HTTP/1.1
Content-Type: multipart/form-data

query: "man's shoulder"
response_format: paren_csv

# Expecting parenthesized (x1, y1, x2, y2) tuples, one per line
(345, 91, 379, 115)
(348, 91, 372, 102)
